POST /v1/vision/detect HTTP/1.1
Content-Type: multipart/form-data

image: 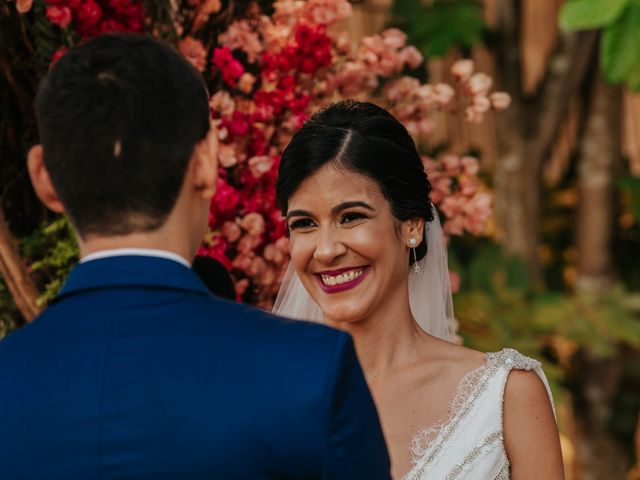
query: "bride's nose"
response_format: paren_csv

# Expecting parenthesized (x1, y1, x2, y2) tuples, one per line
(312, 228, 347, 263)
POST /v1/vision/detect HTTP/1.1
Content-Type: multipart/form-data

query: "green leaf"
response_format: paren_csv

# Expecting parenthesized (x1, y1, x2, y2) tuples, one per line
(559, 0, 629, 31)
(392, 0, 484, 58)
(625, 61, 640, 91)
(601, 3, 640, 82)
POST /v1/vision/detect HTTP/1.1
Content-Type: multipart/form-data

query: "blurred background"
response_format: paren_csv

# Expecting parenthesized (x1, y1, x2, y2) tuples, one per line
(2, 0, 640, 477)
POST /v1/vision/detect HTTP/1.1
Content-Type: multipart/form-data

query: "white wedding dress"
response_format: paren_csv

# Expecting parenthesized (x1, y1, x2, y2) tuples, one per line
(403, 348, 554, 480)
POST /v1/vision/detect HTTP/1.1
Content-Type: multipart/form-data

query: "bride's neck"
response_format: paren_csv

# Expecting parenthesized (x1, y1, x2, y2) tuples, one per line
(336, 291, 427, 380)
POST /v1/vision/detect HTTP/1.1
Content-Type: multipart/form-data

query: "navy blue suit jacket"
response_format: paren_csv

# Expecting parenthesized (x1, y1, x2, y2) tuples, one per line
(0, 256, 390, 479)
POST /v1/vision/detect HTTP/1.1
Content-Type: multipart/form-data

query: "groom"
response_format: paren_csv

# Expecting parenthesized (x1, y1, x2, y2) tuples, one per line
(0, 34, 390, 479)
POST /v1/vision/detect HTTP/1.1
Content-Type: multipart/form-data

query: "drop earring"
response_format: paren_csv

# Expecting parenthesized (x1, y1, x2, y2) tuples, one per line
(408, 238, 421, 273)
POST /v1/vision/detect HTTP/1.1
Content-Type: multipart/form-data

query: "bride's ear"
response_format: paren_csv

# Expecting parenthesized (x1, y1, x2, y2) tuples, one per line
(405, 218, 425, 245)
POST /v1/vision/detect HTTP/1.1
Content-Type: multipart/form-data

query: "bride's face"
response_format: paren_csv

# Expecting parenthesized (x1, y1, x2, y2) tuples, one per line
(286, 164, 412, 325)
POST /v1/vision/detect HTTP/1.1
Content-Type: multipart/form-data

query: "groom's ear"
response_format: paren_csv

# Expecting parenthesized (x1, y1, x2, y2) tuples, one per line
(27, 145, 65, 214)
(190, 127, 219, 200)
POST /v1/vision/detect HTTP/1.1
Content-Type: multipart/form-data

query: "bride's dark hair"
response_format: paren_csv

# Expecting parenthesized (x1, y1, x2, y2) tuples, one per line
(277, 100, 435, 262)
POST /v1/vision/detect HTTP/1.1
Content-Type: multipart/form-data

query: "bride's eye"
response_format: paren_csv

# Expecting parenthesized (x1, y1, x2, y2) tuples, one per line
(340, 212, 367, 224)
(288, 218, 316, 231)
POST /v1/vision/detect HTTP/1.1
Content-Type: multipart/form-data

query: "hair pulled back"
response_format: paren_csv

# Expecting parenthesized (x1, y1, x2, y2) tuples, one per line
(277, 100, 435, 263)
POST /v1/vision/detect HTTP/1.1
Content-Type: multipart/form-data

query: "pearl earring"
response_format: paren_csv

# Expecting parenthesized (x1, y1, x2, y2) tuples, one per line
(408, 238, 420, 273)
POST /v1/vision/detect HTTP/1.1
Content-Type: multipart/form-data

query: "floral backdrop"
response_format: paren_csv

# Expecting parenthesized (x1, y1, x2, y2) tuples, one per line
(10, 0, 508, 309)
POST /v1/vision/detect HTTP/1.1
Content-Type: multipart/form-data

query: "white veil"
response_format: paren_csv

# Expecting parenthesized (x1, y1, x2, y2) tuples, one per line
(272, 207, 456, 341)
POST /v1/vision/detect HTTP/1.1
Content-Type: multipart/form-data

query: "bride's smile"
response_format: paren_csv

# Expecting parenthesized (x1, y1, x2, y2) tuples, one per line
(315, 265, 370, 292)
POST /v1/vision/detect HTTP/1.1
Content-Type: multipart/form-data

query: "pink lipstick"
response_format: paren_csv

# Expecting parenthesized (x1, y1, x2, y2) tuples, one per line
(314, 266, 370, 294)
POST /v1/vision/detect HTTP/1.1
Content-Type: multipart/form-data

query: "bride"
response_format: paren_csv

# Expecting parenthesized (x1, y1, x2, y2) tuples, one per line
(273, 100, 564, 479)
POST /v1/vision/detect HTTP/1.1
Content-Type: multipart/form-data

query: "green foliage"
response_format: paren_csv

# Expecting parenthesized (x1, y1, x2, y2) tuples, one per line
(453, 244, 640, 399)
(619, 175, 640, 222)
(391, 0, 484, 57)
(0, 280, 20, 339)
(601, 1, 640, 85)
(560, 0, 640, 90)
(21, 217, 79, 306)
(559, 0, 629, 30)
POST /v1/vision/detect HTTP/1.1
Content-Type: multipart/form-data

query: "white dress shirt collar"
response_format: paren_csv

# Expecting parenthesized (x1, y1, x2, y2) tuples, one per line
(80, 248, 191, 268)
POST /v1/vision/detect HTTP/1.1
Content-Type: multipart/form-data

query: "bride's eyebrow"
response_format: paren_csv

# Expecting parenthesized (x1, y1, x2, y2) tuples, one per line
(332, 201, 375, 215)
(286, 209, 314, 221)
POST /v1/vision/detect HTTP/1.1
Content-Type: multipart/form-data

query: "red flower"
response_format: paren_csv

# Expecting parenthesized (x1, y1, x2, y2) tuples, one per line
(49, 46, 69, 67)
(46, 6, 72, 28)
(76, 0, 102, 27)
(100, 19, 126, 33)
(212, 47, 245, 86)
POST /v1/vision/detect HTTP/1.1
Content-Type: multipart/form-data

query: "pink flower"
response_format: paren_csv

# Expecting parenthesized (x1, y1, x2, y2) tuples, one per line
(248, 155, 274, 178)
(400, 46, 423, 69)
(179, 36, 207, 72)
(433, 83, 455, 106)
(16, 0, 33, 13)
(210, 91, 235, 117)
(490, 92, 512, 110)
(472, 95, 491, 114)
(382, 28, 407, 50)
(46, 6, 72, 28)
(240, 213, 266, 236)
(467, 73, 492, 96)
(221, 20, 263, 63)
(237, 72, 256, 94)
(218, 143, 238, 168)
(221, 221, 242, 242)
(441, 155, 461, 175)
(461, 156, 480, 176)
(451, 59, 474, 82)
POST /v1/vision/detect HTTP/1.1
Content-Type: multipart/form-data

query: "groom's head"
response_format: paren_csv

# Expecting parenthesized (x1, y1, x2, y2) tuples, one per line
(28, 33, 218, 246)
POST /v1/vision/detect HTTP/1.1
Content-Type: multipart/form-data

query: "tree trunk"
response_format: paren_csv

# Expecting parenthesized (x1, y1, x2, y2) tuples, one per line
(572, 72, 630, 479)
(0, 209, 40, 322)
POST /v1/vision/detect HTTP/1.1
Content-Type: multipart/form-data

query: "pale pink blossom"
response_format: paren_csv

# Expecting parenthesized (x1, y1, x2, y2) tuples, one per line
(433, 83, 455, 105)
(248, 155, 274, 178)
(221, 20, 263, 63)
(400, 46, 423, 69)
(467, 73, 492, 96)
(490, 92, 512, 110)
(302, 0, 352, 25)
(210, 91, 236, 117)
(382, 29, 407, 50)
(472, 95, 491, 114)
(240, 213, 266, 236)
(218, 143, 238, 168)
(461, 156, 480, 175)
(441, 155, 461, 174)
(263, 243, 285, 264)
(178, 36, 207, 72)
(232, 253, 253, 271)
(237, 234, 261, 254)
(451, 59, 474, 82)
(221, 221, 242, 242)
(237, 72, 256, 94)
(16, 0, 33, 13)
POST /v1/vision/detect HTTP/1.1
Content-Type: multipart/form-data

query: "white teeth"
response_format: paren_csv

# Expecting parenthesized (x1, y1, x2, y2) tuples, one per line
(320, 268, 365, 286)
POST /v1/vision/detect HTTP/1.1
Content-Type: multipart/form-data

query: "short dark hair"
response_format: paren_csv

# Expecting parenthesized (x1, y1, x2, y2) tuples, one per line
(35, 33, 210, 237)
(277, 100, 434, 263)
